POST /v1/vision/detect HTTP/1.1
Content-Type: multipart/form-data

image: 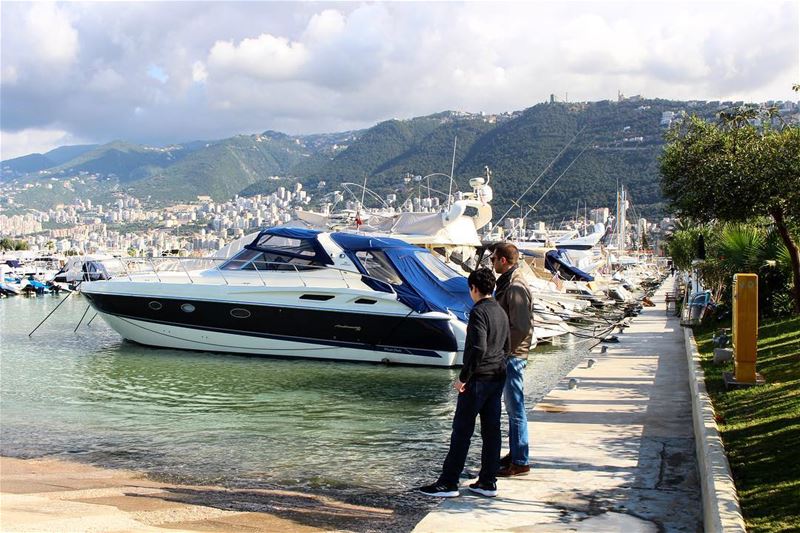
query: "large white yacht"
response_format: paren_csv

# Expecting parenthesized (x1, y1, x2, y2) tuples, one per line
(80, 228, 472, 366)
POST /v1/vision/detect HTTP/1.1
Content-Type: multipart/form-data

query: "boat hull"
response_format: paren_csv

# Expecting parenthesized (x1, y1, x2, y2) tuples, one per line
(84, 292, 463, 367)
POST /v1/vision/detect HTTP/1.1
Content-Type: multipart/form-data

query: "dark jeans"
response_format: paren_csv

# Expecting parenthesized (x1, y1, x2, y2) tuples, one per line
(438, 379, 504, 485)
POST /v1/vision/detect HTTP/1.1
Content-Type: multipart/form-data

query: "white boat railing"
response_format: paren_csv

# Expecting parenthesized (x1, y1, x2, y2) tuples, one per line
(89, 256, 399, 296)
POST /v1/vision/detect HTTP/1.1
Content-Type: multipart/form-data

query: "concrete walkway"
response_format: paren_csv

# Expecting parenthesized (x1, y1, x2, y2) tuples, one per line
(414, 279, 702, 532)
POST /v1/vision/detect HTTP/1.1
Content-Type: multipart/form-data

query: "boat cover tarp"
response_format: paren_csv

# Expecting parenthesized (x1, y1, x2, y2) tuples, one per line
(82, 261, 111, 281)
(330, 232, 472, 321)
(545, 249, 594, 282)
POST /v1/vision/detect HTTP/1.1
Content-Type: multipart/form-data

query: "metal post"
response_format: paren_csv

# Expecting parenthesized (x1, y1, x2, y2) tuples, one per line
(180, 259, 194, 284)
(148, 259, 163, 283)
(216, 260, 229, 286)
(732, 273, 759, 383)
(292, 264, 307, 288)
(121, 258, 133, 281)
(253, 261, 267, 287)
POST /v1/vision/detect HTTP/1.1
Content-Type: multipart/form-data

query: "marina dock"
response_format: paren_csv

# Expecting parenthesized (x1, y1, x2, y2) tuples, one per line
(414, 278, 702, 532)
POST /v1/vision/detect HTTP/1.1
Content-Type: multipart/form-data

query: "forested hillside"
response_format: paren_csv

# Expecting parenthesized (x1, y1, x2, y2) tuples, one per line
(1, 98, 723, 218)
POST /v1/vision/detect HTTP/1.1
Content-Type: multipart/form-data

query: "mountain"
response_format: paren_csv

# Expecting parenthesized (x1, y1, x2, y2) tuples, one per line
(43, 144, 99, 165)
(1, 99, 726, 218)
(0, 144, 99, 175)
(132, 133, 317, 200)
(1, 153, 55, 174)
(47, 140, 196, 182)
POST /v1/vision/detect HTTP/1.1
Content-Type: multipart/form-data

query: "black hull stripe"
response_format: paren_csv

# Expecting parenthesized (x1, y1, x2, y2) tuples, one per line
(108, 313, 445, 358)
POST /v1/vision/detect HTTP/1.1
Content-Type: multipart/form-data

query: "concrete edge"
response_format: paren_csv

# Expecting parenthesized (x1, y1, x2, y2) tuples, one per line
(684, 327, 747, 533)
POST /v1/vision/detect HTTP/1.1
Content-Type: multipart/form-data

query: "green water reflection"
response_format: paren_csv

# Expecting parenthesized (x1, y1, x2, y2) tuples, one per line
(0, 294, 586, 496)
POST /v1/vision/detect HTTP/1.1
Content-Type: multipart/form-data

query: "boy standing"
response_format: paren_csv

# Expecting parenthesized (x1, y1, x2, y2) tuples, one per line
(418, 268, 510, 498)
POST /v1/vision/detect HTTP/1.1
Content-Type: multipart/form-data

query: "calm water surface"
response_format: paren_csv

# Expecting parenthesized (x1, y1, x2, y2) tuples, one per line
(1, 294, 590, 514)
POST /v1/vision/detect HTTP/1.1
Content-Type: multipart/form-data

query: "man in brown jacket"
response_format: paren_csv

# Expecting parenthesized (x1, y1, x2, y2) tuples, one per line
(491, 242, 534, 476)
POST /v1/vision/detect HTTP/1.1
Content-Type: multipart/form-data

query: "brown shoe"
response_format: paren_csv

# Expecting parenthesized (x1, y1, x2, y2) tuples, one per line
(499, 453, 512, 468)
(497, 463, 530, 477)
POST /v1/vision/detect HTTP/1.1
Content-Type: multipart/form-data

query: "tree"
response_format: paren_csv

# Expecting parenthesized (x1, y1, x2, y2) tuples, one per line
(660, 109, 800, 313)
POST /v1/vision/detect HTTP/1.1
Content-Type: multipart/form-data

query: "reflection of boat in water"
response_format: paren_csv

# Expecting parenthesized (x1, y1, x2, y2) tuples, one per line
(81, 228, 472, 366)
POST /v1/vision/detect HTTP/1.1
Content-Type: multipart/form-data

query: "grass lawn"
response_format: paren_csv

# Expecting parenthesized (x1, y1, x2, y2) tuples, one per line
(694, 315, 800, 533)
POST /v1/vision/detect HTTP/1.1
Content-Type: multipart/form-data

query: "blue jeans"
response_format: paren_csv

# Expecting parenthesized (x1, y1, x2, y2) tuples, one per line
(504, 357, 529, 465)
(438, 379, 504, 485)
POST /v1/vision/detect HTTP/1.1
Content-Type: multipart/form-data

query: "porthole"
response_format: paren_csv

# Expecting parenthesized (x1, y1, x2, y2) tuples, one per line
(148, 301, 162, 311)
(230, 307, 251, 319)
(181, 303, 196, 313)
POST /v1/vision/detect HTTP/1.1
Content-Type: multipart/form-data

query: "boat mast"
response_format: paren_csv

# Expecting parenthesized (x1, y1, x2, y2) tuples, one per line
(618, 183, 626, 257)
(447, 136, 457, 210)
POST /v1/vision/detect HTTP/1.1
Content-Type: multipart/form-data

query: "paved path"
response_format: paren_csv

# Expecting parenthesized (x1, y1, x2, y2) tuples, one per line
(414, 279, 702, 532)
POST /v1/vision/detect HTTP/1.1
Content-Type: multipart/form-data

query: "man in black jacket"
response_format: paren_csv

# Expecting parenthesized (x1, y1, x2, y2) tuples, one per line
(492, 242, 534, 476)
(418, 268, 510, 498)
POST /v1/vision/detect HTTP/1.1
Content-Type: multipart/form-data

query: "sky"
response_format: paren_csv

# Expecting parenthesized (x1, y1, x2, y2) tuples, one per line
(1, 1, 798, 160)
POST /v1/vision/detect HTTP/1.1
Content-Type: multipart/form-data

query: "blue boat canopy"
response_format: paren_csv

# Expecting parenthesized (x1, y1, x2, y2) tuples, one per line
(331, 232, 472, 321)
(545, 249, 594, 282)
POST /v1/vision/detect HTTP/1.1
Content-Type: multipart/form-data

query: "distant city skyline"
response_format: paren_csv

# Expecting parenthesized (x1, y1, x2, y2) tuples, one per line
(1, 1, 798, 159)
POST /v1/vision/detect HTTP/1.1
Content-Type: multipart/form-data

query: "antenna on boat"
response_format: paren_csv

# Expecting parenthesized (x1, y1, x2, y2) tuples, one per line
(447, 136, 457, 209)
(360, 175, 368, 209)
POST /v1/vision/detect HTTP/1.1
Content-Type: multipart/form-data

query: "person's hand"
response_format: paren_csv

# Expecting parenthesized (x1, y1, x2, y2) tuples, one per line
(453, 379, 466, 393)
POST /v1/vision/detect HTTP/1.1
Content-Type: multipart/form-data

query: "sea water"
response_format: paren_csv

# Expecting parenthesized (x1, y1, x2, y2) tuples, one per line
(0, 293, 589, 520)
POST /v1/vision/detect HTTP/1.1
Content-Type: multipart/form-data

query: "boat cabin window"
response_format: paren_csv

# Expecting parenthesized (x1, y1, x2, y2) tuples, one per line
(355, 251, 403, 285)
(220, 247, 324, 271)
(414, 251, 462, 282)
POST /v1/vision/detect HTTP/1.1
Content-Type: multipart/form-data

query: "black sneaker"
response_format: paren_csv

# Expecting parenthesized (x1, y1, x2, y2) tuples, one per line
(468, 480, 497, 497)
(499, 453, 512, 468)
(418, 482, 459, 498)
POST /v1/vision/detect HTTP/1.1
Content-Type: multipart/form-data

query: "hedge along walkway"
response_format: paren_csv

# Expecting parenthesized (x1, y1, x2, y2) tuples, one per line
(693, 315, 800, 533)
(413, 279, 702, 532)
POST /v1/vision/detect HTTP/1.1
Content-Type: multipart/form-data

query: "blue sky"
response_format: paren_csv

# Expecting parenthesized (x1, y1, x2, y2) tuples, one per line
(1, 1, 798, 159)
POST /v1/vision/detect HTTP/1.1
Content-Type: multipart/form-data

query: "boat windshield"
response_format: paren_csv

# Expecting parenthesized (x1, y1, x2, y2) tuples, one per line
(355, 250, 403, 285)
(253, 235, 319, 256)
(219, 247, 325, 271)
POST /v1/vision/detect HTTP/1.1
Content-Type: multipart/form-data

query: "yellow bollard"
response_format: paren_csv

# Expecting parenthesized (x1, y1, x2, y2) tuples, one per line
(732, 273, 758, 383)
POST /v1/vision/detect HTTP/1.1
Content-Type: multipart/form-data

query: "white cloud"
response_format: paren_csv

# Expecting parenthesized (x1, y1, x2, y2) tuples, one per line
(1, 65, 18, 85)
(303, 9, 346, 43)
(87, 68, 126, 92)
(0, 1, 797, 154)
(192, 61, 208, 83)
(0, 128, 85, 160)
(208, 34, 308, 80)
(25, 3, 79, 67)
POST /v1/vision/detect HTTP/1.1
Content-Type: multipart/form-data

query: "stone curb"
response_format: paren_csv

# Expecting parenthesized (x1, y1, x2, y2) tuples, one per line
(684, 327, 746, 533)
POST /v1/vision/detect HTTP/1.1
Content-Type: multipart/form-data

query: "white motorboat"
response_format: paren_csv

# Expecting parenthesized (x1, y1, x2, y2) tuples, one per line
(81, 228, 472, 366)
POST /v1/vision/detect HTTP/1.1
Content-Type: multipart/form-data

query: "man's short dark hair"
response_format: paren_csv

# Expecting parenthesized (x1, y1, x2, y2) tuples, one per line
(493, 242, 519, 265)
(468, 267, 496, 296)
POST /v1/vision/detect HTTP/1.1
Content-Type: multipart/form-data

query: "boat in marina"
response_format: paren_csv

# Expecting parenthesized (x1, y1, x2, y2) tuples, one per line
(80, 227, 472, 366)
